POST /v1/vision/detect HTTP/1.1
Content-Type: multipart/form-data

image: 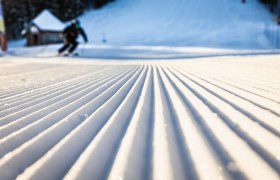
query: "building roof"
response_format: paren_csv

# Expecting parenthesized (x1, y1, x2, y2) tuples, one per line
(32, 9, 65, 32)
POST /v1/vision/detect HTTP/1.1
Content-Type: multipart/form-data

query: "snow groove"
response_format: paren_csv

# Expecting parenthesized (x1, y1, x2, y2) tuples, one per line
(0, 65, 141, 180)
(167, 68, 280, 176)
(172, 67, 280, 137)
(185, 68, 280, 104)
(180, 69, 280, 117)
(0, 66, 126, 121)
(161, 67, 247, 180)
(0, 66, 138, 152)
(63, 66, 147, 180)
(0, 66, 111, 105)
(0, 67, 121, 121)
(0, 66, 135, 139)
(0, 59, 279, 180)
(178, 66, 280, 104)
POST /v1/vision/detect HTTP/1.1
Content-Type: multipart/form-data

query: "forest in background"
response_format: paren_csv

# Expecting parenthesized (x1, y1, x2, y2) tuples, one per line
(2, 0, 279, 40)
(2, 0, 114, 39)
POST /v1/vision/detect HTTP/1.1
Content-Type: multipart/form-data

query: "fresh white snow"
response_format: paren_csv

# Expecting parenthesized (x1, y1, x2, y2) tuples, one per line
(80, 0, 274, 48)
(0, 0, 280, 179)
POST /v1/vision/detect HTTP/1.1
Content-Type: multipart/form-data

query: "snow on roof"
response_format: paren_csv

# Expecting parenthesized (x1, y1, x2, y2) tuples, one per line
(30, 26, 39, 33)
(32, 9, 65, 31)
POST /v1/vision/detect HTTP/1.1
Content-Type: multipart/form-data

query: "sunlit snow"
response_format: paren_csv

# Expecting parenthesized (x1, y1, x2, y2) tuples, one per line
(0, 0, 280, 179)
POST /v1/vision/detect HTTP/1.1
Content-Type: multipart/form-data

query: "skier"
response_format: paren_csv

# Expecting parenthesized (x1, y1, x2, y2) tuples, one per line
(58, 19, 88, 56)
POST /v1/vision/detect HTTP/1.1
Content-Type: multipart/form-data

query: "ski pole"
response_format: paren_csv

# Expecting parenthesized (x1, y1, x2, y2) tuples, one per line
(99, 15, 107, 43)
(35, 44, 50, 57)
(80, 43, 86, 55)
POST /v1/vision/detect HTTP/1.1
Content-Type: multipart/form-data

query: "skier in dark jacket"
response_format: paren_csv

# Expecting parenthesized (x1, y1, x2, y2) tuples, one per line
(58, 19, 88, 55)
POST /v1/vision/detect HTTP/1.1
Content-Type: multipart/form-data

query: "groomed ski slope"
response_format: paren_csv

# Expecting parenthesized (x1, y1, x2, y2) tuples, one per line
(0, 56, 279, 180)
(1, 0, 280, 179)
(81, 0, 273, 48)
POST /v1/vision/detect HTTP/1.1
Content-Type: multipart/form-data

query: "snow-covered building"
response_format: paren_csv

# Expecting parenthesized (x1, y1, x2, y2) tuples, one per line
(21, 9, 65, 46)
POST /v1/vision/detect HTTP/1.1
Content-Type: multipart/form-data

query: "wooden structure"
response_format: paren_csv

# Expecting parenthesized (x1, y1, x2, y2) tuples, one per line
(22, 10, 65, 46)
(0, 33, 7, 51)
(0, 3, 7, 51)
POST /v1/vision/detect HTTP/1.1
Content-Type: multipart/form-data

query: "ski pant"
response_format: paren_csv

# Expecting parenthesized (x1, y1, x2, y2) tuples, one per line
(58, 40, 78, 54)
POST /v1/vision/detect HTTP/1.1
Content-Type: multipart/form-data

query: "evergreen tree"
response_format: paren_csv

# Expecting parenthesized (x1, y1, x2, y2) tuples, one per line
(2, 0, 115, 40)
(57, 0, 86, 21)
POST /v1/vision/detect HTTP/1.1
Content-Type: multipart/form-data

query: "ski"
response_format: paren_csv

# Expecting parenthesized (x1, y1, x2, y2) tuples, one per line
(62, 52, 79, 57)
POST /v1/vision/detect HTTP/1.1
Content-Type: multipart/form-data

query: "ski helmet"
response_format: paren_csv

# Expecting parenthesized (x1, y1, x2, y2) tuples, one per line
(72, 19, 81, 28)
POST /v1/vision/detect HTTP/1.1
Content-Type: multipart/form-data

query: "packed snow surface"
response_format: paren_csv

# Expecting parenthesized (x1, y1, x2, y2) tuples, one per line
(0, 56, 280, 180)
(1, 0, 280, 179)
(81, 0, 274, 48)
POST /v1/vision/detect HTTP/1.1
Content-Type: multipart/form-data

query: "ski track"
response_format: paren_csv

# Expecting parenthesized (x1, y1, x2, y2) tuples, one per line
(0, 57, 279, 180)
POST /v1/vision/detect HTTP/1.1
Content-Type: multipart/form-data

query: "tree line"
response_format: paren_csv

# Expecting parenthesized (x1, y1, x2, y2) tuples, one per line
(2, 0, 114, 40)
(259, 0, 279, 13)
